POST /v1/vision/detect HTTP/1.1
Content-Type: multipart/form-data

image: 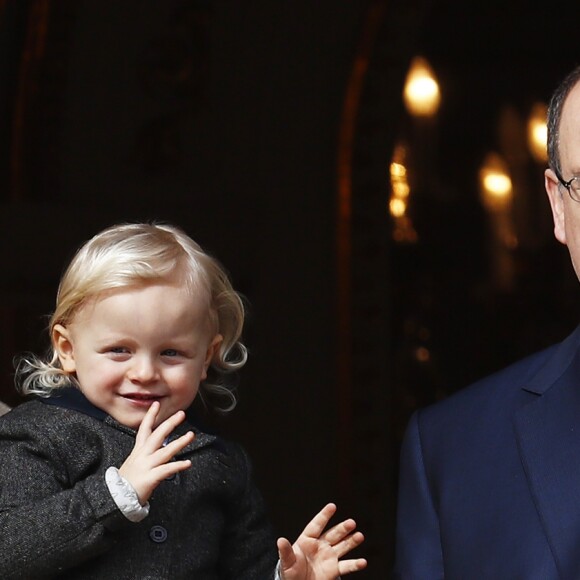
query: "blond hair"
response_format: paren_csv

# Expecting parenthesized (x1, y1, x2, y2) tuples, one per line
(16, 222, 246, 411)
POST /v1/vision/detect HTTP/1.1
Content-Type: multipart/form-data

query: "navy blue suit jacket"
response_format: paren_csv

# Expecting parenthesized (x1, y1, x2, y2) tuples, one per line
(394, 324, 580, 579)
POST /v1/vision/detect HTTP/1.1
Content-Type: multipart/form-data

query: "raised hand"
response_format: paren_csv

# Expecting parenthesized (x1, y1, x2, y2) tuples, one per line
(277, 503, 367, 579)
(118, 401, 194, 504)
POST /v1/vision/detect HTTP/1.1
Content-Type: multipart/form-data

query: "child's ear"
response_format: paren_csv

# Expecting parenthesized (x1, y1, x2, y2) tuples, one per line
(52, 324, 77, 373)
(202, 334, 223, 378)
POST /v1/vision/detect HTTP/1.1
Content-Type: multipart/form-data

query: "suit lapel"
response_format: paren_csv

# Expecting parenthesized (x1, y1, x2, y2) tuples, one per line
(515, 327, 580, 578)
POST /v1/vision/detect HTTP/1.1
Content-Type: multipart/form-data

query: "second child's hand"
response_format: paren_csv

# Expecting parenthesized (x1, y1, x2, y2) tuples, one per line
(119, 402, 194, 504)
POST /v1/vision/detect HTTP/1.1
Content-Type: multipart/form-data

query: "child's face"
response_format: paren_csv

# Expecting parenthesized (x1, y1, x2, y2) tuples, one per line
(52, 282, 222, 429)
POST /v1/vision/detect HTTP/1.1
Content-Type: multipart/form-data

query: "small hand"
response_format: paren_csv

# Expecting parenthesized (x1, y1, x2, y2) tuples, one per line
(119, 401, 194, 504)
(278, 503, 367, 579)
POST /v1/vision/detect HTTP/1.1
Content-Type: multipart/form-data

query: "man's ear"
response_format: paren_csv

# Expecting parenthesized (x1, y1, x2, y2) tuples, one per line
(545, 168, 567, 245)
(52, 324, 77, 373)
(202, 334, 224, 380)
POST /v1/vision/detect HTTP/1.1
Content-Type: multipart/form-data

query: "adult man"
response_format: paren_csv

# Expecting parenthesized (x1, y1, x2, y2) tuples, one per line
(394, 65, 580, 579)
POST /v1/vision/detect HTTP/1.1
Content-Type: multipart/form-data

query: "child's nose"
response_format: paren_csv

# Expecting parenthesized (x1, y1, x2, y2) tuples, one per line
(128, 355, 159, 383)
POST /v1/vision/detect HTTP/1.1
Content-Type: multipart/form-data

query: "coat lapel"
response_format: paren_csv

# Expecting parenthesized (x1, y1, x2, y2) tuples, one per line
(173, 422, 216, 455)
(515, 326, 580, 578)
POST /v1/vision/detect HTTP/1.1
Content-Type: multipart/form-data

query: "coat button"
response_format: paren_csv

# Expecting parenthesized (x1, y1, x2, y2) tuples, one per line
(149, 525, 168, 543)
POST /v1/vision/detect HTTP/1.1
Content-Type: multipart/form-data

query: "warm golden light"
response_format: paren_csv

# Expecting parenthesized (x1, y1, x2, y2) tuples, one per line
(388, 143, 417, 242)
(483, 174, 512, 198)
(390, 198, 407, 217)
(479, 152, 512, 211)
(390, 162, 407, 178)
(392, 180, 410, 198)
(403, 57, 441, 117)
(527, 102, 548, 163)
(389, 147, 411, 215)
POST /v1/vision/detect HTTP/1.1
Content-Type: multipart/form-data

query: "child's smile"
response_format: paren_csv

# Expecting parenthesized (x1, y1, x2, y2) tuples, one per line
(123, 392, 165, 405)
(52, 281, 222, 429)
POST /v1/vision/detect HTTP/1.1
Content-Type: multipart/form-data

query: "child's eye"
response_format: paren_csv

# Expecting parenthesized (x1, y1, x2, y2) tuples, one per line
(110, 346, 128, 354)
(162, 349, 179, 357)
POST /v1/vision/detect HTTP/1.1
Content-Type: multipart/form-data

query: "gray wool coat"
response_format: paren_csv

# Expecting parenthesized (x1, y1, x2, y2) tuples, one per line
(0, 389, 278, 579)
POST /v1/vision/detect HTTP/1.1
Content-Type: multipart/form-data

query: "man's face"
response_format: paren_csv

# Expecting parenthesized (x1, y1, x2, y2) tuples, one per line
(545, 81, 580, 281)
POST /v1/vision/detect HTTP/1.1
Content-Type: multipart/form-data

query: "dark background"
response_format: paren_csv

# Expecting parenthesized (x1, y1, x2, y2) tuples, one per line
(1, 1, 580, 575)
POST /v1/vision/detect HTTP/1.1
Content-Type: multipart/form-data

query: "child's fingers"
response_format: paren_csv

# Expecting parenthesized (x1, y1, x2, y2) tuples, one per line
(320, 518, 357, 546)
(153, 430, 195, 465)
(120, 429, 194, 503)
(299, 503, 337, 539)
(151, 409, 187, 442)
(134, 401, 160, 444)
(276, 537, 296, 570)
(338, 557, 368, 576)
(139, 408, 187, 451)
(331, 530, 365, 559)
(154, 458, 192, 480)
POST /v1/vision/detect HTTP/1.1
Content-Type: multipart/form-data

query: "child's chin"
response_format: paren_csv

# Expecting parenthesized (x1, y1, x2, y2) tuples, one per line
(110, 409, 147, 430)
